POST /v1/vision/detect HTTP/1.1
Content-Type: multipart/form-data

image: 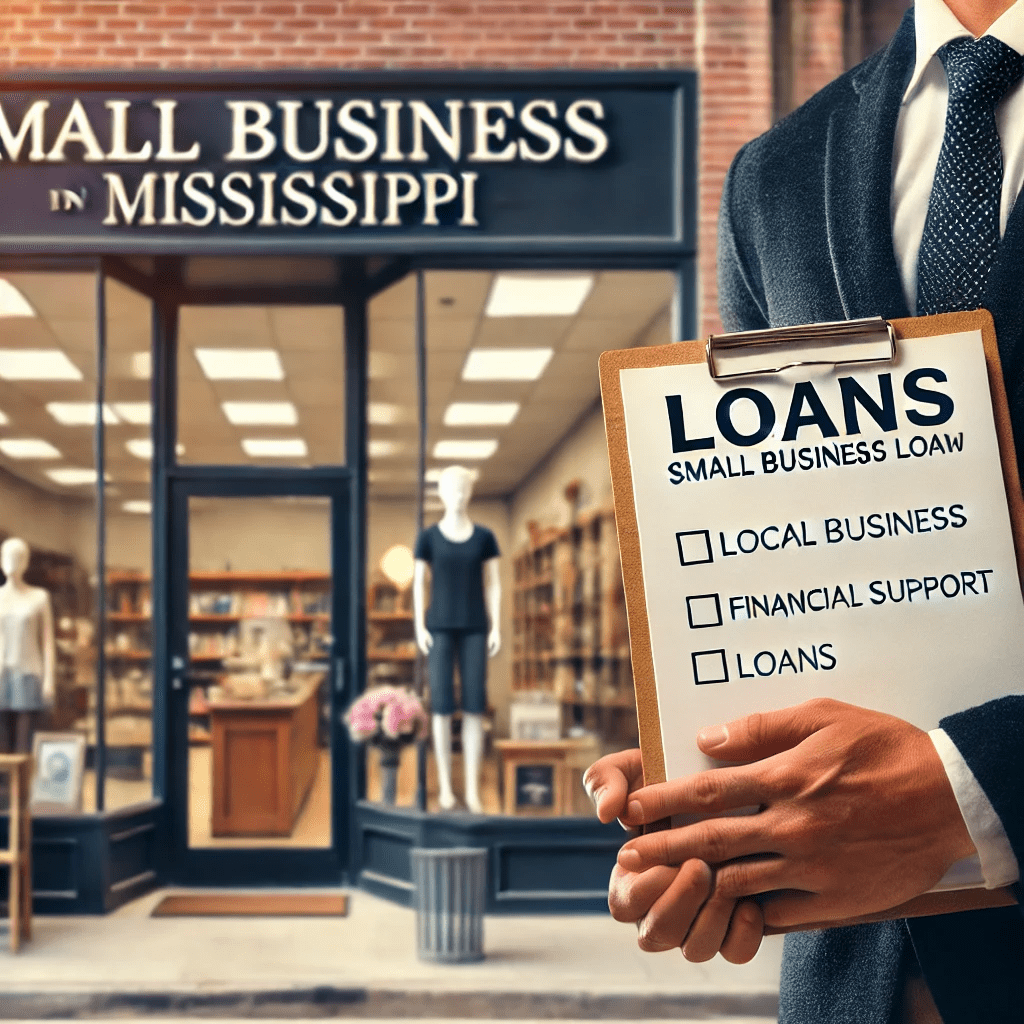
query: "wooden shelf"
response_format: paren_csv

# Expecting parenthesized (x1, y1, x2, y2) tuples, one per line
(368, 611, 413, 622)
(512, 506, 637, 748)
(367, 649, 416, 662)
(108, 571, 330, 585)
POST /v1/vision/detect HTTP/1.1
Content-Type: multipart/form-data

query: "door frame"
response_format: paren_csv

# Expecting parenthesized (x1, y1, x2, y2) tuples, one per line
(165, 468, 353, 886)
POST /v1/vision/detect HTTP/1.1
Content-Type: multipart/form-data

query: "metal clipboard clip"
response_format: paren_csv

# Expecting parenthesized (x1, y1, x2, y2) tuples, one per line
(706, 315, 897, 381)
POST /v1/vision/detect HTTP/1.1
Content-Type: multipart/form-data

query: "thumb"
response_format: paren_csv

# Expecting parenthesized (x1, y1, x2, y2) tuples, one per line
(697, 697, 840, 761)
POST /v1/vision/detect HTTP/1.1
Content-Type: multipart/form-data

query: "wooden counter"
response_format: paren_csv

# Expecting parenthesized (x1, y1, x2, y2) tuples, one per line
(208, 674, 323, 837)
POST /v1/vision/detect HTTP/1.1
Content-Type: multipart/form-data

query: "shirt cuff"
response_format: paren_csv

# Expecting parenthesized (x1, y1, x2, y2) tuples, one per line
(929, 727, 1020, 890)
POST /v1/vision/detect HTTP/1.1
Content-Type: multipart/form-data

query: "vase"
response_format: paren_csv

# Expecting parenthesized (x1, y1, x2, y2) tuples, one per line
(377, 741, 402, 806)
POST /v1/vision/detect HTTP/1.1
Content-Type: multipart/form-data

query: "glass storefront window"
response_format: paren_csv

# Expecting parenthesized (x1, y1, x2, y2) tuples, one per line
(0, 272, 98, 809)
(176, 304, 345, 467)
(363, 275, 420, 806)
(363, 268, 675, 816)
(103, 278, 155, 810)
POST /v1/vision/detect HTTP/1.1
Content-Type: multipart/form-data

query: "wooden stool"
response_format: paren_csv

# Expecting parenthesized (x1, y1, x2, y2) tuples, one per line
(0, 754, 33, 953)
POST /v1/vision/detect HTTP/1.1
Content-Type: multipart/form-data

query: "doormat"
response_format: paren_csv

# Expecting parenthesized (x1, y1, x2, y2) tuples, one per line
(151, 893, 348, 917)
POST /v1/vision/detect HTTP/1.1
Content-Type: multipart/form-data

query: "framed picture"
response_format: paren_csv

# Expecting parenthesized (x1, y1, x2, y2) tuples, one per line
(30, 732, 85, 813)
(514, 763, 555, 811)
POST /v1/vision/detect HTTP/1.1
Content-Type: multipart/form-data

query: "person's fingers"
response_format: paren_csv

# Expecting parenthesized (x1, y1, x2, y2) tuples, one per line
(760, 889, 827, 931)
(583, 748, 645, 824)
(680, 890, 737, 962)
(718, 899, 765, 964)
(607, 862, 680, 923)
(696, 697, 846, 762)
(622, 770, 771, 832)
(636, 859, 713, 952)
(618, 813, 776, 872)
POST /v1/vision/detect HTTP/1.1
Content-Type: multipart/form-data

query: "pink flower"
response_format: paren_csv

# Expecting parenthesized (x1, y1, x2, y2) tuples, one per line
(345, 685, 427, 745)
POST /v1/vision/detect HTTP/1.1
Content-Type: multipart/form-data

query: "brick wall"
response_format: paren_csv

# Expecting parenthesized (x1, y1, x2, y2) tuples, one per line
(0, 1, 829, 335)
(790, 0, 846, 110)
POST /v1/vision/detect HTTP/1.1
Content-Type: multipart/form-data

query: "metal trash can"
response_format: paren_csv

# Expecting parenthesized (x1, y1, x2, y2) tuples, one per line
(410, 846, 487, 963)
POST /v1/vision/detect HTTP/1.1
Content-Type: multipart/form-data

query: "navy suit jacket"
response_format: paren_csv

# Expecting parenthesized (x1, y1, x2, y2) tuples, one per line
(718, 9, 1024, 1023)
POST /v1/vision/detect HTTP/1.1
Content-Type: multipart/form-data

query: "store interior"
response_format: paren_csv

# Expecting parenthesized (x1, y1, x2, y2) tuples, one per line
(0, 265, 674, 839)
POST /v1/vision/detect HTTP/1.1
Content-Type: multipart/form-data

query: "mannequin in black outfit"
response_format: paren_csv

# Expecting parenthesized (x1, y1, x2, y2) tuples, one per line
(413, 466, 501, 812)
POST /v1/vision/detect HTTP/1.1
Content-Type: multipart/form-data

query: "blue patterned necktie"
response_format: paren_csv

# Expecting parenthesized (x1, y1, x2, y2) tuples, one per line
(916, 35, 1024, 316)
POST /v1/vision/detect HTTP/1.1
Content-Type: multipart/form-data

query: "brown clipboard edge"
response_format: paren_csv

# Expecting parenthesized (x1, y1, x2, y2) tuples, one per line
(598, 309, 1021, 932)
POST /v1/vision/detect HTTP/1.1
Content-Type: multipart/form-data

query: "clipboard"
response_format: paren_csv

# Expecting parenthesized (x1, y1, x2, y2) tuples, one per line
(599, 309, 1022, 932)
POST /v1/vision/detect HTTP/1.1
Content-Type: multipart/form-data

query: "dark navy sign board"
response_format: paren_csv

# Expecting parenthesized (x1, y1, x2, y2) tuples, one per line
(0, 73, 695, 255)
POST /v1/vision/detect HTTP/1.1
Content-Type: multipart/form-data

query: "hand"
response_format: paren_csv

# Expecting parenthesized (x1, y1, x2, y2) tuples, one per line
(584, 748, 764, 963)
(487, 628, 501, 658)
(415, 625, 433, 656)
(618, 698, 977, 932)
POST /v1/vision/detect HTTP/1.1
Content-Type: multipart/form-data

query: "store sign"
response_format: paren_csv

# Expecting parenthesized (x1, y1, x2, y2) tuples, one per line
(0, 76, 694, 253)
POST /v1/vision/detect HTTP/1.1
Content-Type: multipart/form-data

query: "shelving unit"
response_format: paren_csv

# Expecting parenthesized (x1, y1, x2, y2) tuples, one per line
(512, 508, 636, 754)
(102, 570, 333, 757)
(366, 578, 417, 686)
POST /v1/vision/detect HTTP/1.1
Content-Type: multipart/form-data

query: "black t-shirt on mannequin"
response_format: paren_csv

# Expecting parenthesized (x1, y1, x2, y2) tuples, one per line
(413, 524, 500, 633)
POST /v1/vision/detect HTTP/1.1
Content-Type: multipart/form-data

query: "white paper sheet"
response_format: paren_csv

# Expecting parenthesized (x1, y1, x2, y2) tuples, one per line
(619, 330, 1024, 783)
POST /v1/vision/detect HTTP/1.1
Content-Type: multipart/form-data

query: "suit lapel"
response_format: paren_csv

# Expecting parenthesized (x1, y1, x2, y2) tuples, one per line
(984, 185, 1024, 407)
(824, 10, 915, 320)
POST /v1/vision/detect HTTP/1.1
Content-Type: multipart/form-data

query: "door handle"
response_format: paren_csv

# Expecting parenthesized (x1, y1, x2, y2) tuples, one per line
(334, 656, 346, 694)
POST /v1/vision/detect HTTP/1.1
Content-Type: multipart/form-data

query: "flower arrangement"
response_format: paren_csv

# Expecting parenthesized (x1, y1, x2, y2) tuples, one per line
(344, 685, 428, 747)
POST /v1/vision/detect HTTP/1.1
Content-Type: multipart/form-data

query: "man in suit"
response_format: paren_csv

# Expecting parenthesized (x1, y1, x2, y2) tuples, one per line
(585, 0, 1024, 1020)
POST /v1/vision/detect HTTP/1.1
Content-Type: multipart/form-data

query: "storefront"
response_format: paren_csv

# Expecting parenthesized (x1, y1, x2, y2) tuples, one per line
(0, 71, 695, 913)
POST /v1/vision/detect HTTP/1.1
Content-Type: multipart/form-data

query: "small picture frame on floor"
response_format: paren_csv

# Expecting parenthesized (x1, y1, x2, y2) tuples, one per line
(30, 732, 86, 813)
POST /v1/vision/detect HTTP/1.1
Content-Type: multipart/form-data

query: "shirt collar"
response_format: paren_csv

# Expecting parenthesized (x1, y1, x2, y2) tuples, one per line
(903, 0, 1024, 102)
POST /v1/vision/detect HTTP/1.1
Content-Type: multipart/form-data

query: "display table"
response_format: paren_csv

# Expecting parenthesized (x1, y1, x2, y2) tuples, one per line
(494, 738, 595, 816)
(208, 674, 322, 837)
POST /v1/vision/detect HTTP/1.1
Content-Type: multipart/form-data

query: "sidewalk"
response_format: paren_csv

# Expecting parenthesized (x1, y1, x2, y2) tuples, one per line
(0, 887, 782, 1020)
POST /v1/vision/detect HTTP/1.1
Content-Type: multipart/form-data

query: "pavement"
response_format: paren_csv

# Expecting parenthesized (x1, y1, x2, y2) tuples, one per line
(0, 887, 782, 1020)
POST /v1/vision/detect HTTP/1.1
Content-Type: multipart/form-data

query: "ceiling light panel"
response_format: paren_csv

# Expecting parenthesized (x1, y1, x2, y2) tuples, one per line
(433, 439, 498, 460)
(47, 402, 118, 425)
(125, 439, 152, 460)
(222, 401, 298, 426)
(113, 402, 151, 425)
(46, 467, 98, 486)
(369, 440, 403, 458)
(462, 348, 553, 381)
(122, 500, 152, 514)
(196, 348, 284, 380)
(444, 402, 520, 426)
(242, 438, 309, 458)
(127, 439, 184, 459)
(131, 352, 151, 379)
(485, 274, 593, 317)
(425, 466, 479, 483)
(368, 402, 409, 425)
(0, 438, 61, 459)
(0, 279, 36, 318)
(0, 350, 83, 381)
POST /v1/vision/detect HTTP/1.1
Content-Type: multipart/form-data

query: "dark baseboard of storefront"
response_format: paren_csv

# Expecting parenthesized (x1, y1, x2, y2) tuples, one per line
(1, 800, 162, 915)
(3, 800, 622, 916)
(0, 988, 780, 1020)
(355, 801, 624, 914)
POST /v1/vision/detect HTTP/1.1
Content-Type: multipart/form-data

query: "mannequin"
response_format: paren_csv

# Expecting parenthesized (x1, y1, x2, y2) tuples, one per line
(0, 537, 56, 754)
(413, 466, 500, 813)
(0, 540, 55, 757)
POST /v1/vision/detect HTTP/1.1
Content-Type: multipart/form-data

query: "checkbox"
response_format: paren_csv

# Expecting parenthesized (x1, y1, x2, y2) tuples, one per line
(692, 648, 729, 685)
(686, 593, 723, 629)
(676, 529, 713, 567)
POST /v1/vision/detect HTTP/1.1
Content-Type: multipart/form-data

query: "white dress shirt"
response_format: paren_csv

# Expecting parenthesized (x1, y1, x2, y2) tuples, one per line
(891, 0, 1024, 889)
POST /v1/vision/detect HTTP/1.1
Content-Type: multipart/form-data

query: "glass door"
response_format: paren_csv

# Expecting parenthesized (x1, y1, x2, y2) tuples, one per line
(168, 474, 350, 884)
